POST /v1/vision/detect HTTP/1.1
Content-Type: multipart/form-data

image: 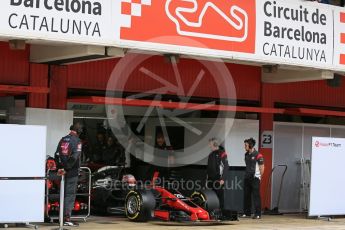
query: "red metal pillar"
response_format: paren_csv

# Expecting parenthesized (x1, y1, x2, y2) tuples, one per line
(0, 42, 29, 85)
(259, 83, 274, 210)
(49, 65, 68, 110)
(28, 64, 48, 108)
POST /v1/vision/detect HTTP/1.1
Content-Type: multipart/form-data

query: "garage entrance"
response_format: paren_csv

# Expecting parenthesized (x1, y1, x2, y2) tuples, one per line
(272, 122, 345, 213)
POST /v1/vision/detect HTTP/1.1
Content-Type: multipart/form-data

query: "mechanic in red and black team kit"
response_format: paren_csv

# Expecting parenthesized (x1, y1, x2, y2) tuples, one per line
(55, 123, 83, 227)
(206, 137, 229, 215)
(242, 138, 265, 219)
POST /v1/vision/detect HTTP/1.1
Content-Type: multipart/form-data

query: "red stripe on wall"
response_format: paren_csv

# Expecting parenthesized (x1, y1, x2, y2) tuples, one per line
(340, 54, 345, 65)
(340, 12, 345, 23)
(341, 33, 345, 44)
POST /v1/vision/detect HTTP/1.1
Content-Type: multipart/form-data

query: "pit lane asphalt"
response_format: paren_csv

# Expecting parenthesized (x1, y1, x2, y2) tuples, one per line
(8, 214, 345, 230)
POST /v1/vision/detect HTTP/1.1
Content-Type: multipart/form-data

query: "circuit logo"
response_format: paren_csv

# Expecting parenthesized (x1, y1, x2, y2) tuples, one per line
(119, 0, 256, 54)
(165, 0, 249, 42)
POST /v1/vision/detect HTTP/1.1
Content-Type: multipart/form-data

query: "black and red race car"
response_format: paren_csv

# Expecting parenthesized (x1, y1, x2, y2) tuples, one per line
(45, 157, 90, 222)
(124, 172, 231, 222)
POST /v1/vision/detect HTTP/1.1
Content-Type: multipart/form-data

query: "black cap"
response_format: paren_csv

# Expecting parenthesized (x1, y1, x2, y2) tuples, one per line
(70, 122, 83, 135)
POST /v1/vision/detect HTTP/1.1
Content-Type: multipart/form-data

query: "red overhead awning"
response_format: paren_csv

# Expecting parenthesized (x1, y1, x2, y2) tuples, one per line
(0, 85, 49, 94)
(69, 96, 282, 114)
(68, 96, 345, 118)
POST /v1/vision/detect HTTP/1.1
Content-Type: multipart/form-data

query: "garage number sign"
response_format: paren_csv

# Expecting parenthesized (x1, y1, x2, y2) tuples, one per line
(261, 131, 273, 149)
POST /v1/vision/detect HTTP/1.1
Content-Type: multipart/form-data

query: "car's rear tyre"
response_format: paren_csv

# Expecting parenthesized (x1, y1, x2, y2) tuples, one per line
(191, 189, 220, 212)
(125, 190, 156, 222)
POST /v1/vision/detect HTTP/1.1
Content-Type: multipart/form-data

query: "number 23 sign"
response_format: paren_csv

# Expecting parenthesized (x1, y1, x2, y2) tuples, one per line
(261, 131, 273, 148)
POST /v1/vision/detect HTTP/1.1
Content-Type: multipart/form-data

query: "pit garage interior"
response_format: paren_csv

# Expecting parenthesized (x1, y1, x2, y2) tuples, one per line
(2, 0, 345, 226)
(1, 37, 345, 228)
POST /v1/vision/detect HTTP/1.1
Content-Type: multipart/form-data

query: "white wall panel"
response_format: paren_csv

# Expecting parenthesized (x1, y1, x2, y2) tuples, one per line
(25, 108, 73, 157)
(0, 124, 46, 177)
(0, 180, 45, 223)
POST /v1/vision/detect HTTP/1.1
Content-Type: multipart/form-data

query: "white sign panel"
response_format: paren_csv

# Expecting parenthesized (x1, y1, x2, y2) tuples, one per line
(0, 124, 46, 178)
(1, 0, 345, 71)
(256, 0, 333, 69)
(0, 180, 45, 223)
(114, 0, 340, 71)
(0, 0, 115, 45)
(309, 137, 345, 216)
(25, 108, 73, 157)
(226, 119, 259, 167)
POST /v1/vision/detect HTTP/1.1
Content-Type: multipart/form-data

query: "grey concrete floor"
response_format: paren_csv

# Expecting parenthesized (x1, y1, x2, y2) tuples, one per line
(6, 214, 345, 230)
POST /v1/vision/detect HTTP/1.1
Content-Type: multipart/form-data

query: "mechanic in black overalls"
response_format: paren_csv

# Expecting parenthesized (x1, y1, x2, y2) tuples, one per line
(206, 137, 229, 212)
(242, 138, 265, 219)
(55, 123, 82, 227)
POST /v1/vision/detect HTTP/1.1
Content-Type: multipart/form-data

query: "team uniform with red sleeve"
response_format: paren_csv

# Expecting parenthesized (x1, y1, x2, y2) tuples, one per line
(243, 150, 264, 217)
(207, 148, 229, 210)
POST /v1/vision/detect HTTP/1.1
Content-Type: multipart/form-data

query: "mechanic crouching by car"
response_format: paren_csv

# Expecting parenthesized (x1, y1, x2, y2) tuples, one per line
(55, 123, 83, 227)
(206, 137, 229, 217)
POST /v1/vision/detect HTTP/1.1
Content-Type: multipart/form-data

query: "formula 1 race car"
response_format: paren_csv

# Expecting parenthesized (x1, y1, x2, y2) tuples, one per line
(91, 166, 136, 215)
(124, 172, 231, 222)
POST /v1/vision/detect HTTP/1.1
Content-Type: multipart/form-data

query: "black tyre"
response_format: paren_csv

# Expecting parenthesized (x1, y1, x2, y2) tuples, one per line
(125, 190, 156, 222)
(191, 189, 220, 212)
